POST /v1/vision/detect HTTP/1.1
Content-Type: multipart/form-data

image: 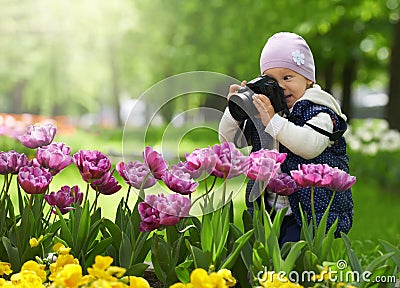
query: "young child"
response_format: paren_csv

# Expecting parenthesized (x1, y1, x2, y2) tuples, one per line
(218, 32, 353, 244)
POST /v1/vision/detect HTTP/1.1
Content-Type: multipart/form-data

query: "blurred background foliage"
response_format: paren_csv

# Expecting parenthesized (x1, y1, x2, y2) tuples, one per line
(0, 0, 400, 128)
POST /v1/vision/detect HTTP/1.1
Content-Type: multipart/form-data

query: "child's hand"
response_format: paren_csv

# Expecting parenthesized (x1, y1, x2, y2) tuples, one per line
(252, 94, 275, 126)
(227, 80, 247, 100)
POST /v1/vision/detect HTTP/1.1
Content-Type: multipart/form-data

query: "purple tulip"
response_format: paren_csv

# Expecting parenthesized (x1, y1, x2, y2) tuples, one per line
(138, 193, 191, 232)
(73, 150, 111, 183)
(325, 167, 356, 192)
(18, 122, 57, 149)
(36, 142, 73, 175)
(267, 173, 299, 196)
(174, 161, 203, 179)
(212, 142, 250, 179)
(17, 166, 52, 194)
(90, 170, 122, 195)
(142, 146, 168, 180)
(246, 150, 282, 182)
(0, 150, 28, 175)
(290, 163, 334, 188)
(161, 165, 199, 195)
(44, 185, 83, 214)
(252, 149, 287, 164)
(116, 160, 157, 189)
(185, 147, 217, 178)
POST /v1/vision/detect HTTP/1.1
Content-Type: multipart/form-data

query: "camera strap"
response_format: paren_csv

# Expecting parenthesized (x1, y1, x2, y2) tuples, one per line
(304, 116, 347, 141)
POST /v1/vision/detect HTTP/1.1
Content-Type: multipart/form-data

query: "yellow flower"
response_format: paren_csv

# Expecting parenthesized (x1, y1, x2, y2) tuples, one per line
(52, 263, 83, 288)
(20, 260, 47, 282)
(0, 262, 12, 276)
(217, 269, 237, 287)
(10, 270, 45, 287)
(129, 276, 151, 288)
(53, 243, 72, 255)
(29, 235, 44, 248)
(0, 278, 13, 287)
(190, 268, 210, 287)
(49, 254, 80, 281)
(93, 255, 114, 271)
(107, 266, 127, 278)
(87, 255, 122, 282)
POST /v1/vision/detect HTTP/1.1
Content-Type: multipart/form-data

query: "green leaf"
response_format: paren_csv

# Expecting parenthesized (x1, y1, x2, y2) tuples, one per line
(281, 240, 307, 274)
(221, 229, 253, 270)
(175, 260, 193, 283)
(302, 250, 319, 272)
(185, 239, 210, 269)
(101, 218, 122, 248)
(125, 263, 149, 277)
(200, 213, 213, 253)
(2, 236, 21, 271)
(85, 237, 114, 268)
(364, 252, 395, 281)
(320, 218, 338, 260)
(215, 204, 231, 263)
(299, 204, 313, 248)
(341, 232, 363, 274)
(75, 201, 91, 254)
(380, 240, 400, 267)
(151, 235, 171, 273)
(56, 207, 74, 247)
(120, 232, 132, 268)
(133, 232, 151, 265)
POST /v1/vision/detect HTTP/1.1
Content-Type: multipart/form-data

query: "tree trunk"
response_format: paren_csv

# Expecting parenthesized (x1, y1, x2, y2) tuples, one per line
(341, 58, 356, 120)
(110, 44, 123, 127)
(388, 19, 400, 130)
(323, 60, 334, 94)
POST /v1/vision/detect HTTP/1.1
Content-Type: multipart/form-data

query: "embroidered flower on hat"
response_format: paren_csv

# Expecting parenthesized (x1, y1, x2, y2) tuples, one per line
(292, 50, 305, 66)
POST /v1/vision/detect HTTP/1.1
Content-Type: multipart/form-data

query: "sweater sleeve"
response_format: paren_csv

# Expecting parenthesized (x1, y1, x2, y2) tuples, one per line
(218, 107, 241, 143)
(265, 112, 333, 159)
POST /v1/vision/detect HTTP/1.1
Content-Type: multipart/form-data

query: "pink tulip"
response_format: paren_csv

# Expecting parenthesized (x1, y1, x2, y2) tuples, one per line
(290, 163, 334, 188)
(212, 142, 250, 179)
(161, 165, 199, 195)
(17, 166, 52, 194)
(116, 160, 157, 189)
(143, 146, 168, 180)
(73, 150, 111, 183)
(138, 193, 191, 232)
(185, 147, 217, 177)
(36, 142, 73, 175)
(44, 185, 83, 214)
(267, 173, 299, 196)
(325, 167, 356, 192)
(0, 150, 28, 175)
(18, 123, 57, 149)
(246, 149, 283, 182)
(90, 170, 122, 195)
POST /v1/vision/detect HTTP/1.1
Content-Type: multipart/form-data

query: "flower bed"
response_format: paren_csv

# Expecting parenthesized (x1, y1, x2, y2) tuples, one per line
(0, 122, 399, 287)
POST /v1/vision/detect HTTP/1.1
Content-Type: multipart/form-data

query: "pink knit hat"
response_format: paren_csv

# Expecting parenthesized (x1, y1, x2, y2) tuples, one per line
(259, 32, 315, 82)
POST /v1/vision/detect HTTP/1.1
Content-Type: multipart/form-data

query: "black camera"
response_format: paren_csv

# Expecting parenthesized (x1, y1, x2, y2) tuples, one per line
(228, 75, 289, 121)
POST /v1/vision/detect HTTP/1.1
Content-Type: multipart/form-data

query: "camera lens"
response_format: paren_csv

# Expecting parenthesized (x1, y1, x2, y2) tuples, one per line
(228, 95, 249, 121)
(228, 87, 257, 121)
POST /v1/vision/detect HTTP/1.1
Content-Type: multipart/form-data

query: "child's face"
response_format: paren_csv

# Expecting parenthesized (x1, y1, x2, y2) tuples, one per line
(262, 68, 313, 109)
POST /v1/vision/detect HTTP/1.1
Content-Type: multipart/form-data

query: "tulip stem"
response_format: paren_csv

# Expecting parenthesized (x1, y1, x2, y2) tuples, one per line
(311, 186, 317, 236)
(124, 186, 132, 211)
(269, 194, 279, 217)
(90, 191, 100, 213)
(83, 183, 89, 205)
